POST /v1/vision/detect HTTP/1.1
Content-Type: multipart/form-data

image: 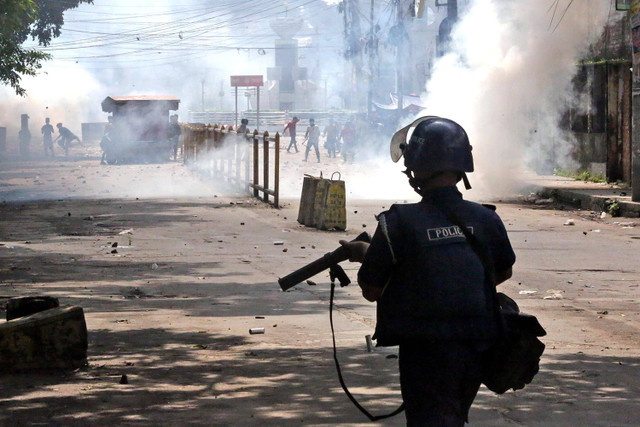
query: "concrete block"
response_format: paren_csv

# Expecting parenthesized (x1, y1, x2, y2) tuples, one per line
(6, 296, 59, 321)
(0, 306, 88, 372)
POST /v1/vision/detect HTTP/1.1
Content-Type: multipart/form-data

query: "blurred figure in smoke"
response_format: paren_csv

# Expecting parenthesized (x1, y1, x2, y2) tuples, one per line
(340, 117, 356, 163)
(18, 114, 31, 159)
(54, 123, 81, 157)
(167, 114, 182, 161)
(237, 118, 249, 134)
(303, 118, 320, 162)
(236, 118, 250, 162)
(41, 117, 55, 157)
(100, 116, 113, 165)
(323, 118, 339, 158)
(283, 116, 300, 153)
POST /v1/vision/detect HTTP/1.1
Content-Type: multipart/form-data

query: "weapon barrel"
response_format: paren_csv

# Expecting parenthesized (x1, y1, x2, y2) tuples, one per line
(278, 252, 339, 291)
(278, 232, 370, 291)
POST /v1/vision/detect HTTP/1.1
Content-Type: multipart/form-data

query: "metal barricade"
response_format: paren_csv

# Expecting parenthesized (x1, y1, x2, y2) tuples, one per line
(181, 124, 280, 208)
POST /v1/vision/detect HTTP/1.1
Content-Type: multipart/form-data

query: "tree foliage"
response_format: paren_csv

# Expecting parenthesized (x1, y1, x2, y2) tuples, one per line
(0, 0, 93, 96)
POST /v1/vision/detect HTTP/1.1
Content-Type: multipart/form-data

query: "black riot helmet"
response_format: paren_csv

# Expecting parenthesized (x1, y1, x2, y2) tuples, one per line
(390, 116, 474, 189)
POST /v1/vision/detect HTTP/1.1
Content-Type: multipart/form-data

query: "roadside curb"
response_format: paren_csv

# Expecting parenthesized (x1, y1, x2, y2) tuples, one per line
(537, 186, 640, 218)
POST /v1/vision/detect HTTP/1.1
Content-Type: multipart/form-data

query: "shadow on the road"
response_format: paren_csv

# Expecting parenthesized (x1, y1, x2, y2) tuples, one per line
(472, 351, 640, 425)
(0, 326, 403, 426)
(1, 333, 639, 425)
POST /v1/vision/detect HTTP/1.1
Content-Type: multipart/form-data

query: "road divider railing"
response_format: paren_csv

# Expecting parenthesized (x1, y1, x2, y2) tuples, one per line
(181, 124, 280, 208)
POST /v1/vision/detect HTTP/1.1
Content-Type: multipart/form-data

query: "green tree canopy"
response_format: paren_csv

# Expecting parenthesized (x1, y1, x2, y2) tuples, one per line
(0, 0, 93, 96)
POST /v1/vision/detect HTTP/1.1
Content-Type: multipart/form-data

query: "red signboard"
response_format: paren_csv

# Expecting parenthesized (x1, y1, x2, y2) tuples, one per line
(230, 75, 264, 87)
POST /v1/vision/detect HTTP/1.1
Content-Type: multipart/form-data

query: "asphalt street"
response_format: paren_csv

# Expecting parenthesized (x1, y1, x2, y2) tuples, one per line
(0, 145, 639, 426)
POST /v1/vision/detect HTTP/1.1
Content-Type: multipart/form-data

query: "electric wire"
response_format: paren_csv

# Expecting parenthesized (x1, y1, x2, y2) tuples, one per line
(39, 0, 330, 58)
(37, 0, 341, 69)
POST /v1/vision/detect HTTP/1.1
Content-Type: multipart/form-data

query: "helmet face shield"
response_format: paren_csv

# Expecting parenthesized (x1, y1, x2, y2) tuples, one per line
(393, 116, 474, 173)
(390, 116, 438, 163)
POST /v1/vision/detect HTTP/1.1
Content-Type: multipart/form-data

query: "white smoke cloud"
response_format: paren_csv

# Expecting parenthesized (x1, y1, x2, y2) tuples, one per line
(419, 0, 612, 199)
(0, 64, 103, 145)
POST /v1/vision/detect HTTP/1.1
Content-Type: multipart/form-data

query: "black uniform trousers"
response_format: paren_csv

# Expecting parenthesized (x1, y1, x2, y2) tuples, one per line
(399, 341, 486, 427)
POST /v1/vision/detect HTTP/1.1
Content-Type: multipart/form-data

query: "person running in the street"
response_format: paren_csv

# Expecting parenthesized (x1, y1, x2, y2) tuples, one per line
(323, 118, 339, 158)
(54, 123, 81, 157)
(303, 118, 320, 162)
(41, 117, 55, 157)
(283, 116, 300, 153)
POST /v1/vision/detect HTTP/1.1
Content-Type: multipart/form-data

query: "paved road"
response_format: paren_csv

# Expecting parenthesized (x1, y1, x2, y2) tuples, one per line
(0, 152, 639, 426)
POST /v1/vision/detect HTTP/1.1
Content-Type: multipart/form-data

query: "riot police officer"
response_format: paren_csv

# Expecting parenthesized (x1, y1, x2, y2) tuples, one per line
(340, 116, 516, 426)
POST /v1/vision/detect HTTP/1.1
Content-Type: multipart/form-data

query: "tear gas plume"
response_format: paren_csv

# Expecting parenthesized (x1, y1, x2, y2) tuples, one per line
(416, 0, 613, 200)
(281, 0, 615, 202)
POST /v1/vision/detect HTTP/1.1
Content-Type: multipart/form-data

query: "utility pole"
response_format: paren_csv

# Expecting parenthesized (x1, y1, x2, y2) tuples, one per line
(324, 78, 327, 110)
(342, 0, 364, 111)
(436, 0, 458, 57)
(218, 80, 224, 111)
(395, 0, 405, 119)
(367, 0, 375, 117)
(342, 0, 352, 110)
(201, 80, 205, 112)
(447, 0, 457, 22)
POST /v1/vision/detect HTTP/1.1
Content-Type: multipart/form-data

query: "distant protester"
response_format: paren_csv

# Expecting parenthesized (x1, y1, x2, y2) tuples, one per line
(54, 123, 81, 157)
(41, 118, 55, 157)
(283, 116, 300, 153)
(167, 114, 182, 161)
(237, 118, 249, 135)
(100, 116, 113, 165)
(340, 118, 356, 163)
(303, 118, 320, 163)
(323, 118, 339, 158)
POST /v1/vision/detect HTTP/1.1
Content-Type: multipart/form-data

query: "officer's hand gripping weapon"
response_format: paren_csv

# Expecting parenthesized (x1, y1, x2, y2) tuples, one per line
(278, 231, 371, 291)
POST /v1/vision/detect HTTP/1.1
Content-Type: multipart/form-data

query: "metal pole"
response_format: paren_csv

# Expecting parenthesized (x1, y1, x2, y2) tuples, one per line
(257, 86, 261, 132)
(253, 131, 259, 198)
(368, 0, 374, 117)
(201, 80, 205, 112)
(274, 132, 280, 208)
(448, 0, 458, 22)
(396, 0, 403, 119)
(324, 79, 327, 110)
(263, 132, 269, 203)
(219, 80, 224, 111)
(235, 86, 238, 128)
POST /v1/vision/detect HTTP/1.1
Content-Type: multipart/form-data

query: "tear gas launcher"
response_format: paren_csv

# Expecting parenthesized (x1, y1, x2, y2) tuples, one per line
(278, 232, 371, 291)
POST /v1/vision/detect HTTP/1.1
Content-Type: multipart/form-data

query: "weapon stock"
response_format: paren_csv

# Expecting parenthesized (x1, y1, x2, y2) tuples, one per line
(278, 231, 371, 291)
